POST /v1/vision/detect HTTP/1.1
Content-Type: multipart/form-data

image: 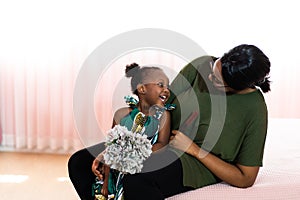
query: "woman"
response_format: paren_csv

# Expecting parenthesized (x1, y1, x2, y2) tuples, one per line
(68, 44, 271, 200)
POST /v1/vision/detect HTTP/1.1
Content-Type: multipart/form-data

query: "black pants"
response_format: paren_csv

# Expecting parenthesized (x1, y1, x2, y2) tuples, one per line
(68, 143, 105, 200)
(68, 143, 192, 200)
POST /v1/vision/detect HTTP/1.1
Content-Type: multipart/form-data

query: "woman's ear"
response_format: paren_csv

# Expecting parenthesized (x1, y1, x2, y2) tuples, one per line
(137, 84, 146, 94)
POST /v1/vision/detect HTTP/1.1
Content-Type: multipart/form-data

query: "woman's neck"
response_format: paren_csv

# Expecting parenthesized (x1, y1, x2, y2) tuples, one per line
(235, 87, 257, 94)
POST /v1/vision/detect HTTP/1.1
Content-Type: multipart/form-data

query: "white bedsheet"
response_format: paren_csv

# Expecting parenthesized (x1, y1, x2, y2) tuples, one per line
(168, 118, 300, 200)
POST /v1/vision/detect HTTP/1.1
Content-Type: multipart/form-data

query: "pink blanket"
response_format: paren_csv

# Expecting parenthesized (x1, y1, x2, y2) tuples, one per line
(168, 118, 300, 199)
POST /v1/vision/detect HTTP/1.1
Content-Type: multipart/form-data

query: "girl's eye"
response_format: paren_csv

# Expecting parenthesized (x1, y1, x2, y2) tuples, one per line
(157, 82, 164, 88)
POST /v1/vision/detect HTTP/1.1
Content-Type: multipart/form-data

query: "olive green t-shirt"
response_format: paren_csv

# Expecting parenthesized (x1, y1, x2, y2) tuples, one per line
(167, 56, 268, 188)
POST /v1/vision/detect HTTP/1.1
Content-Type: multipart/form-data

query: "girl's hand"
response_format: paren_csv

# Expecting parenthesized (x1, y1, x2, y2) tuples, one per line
(91, 152, 104, 180)
(169, 130, 195, 155)
(101, 183, 109, 197)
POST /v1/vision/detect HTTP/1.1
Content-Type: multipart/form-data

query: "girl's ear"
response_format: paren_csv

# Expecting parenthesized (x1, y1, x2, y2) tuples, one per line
(137, 84, 146, 94)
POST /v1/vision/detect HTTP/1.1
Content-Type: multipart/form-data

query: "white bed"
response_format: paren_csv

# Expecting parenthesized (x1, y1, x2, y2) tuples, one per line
(168, 118, 300, 200)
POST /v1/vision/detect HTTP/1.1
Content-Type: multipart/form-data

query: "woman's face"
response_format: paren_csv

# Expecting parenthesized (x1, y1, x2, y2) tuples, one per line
(208, 58, 231, 91)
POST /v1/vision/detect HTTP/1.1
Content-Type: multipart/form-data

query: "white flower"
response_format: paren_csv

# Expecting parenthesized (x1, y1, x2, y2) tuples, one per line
(103, 125, 152, 174)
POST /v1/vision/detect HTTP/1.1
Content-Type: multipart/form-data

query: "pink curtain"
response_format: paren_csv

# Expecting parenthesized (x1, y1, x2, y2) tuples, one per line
(0, 49, 86, 153)
(264, 56, 300, 118)
(0, 50, 185, 153)
(1, 48, 299, 153)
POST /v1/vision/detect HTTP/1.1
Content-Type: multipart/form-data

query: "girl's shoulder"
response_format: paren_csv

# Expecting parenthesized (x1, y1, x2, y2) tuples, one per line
(114, 107, 133, 124)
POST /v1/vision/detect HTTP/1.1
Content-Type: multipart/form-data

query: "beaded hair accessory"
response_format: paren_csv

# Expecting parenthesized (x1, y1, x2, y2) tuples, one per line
(124, 95, 176, 111)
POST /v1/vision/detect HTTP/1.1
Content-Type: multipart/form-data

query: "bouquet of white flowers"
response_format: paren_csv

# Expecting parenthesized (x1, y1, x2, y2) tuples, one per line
(103, 125, 152, 174)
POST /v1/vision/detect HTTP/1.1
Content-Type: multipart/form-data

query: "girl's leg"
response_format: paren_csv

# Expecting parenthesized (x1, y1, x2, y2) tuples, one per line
(68, 143, 105, 200)
(123, 150, 192, 200)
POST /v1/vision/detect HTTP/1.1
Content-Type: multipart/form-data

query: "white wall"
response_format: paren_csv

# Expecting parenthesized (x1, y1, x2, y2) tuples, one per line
(1, 0, 299, 118)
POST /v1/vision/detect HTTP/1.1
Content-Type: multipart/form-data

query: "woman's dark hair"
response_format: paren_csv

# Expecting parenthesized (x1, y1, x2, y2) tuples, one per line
(221, 44, 271, 93)
(125, 63, 161, 95)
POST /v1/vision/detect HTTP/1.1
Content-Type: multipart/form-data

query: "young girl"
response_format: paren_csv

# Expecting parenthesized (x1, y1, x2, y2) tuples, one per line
(92, 63, 173, 200)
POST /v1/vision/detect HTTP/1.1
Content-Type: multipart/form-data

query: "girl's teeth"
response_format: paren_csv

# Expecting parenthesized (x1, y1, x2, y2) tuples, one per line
(160, 96, 166, 102)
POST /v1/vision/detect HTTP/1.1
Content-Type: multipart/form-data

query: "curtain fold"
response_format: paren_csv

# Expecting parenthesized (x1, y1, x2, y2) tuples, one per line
(0, 48, 299, 154)
(0, 50, 187, 153)
(0, 53, 84, 153)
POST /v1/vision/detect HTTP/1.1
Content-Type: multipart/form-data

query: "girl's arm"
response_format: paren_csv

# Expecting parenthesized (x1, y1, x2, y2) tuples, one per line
(101, 164, 110, 197)
(92, 107, 132, 196)
(151, 110, 171, 152)
(170, 130, 259, 188)
(92, 107, 131, 173)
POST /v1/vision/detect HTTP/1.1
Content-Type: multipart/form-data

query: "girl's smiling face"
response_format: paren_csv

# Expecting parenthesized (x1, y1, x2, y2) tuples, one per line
(141, 69, 170, 107)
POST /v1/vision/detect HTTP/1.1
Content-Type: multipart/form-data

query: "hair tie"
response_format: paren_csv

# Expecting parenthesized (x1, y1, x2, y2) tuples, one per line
(256, 77, 266, 86)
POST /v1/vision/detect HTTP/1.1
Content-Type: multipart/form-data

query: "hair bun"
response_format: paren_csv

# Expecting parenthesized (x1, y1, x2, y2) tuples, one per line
(257, 77, 271, 92)
(125, 63, 140, 78)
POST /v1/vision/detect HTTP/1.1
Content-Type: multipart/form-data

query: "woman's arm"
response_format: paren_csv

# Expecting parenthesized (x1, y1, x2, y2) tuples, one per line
(169, 130, 259, 188)
(151, 110, 171, 152)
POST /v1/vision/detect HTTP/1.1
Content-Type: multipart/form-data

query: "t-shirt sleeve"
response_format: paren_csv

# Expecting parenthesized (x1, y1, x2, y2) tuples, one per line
(167, 61, 198, 104)
(167, 56, 213, 104)
(235, 107, 268, 166)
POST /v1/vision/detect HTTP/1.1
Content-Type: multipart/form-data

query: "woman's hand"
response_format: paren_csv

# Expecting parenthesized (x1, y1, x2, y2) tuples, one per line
(170, 131, 260, 188)
(91, 152, 104, 180)
(169, 130, 198, 156)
